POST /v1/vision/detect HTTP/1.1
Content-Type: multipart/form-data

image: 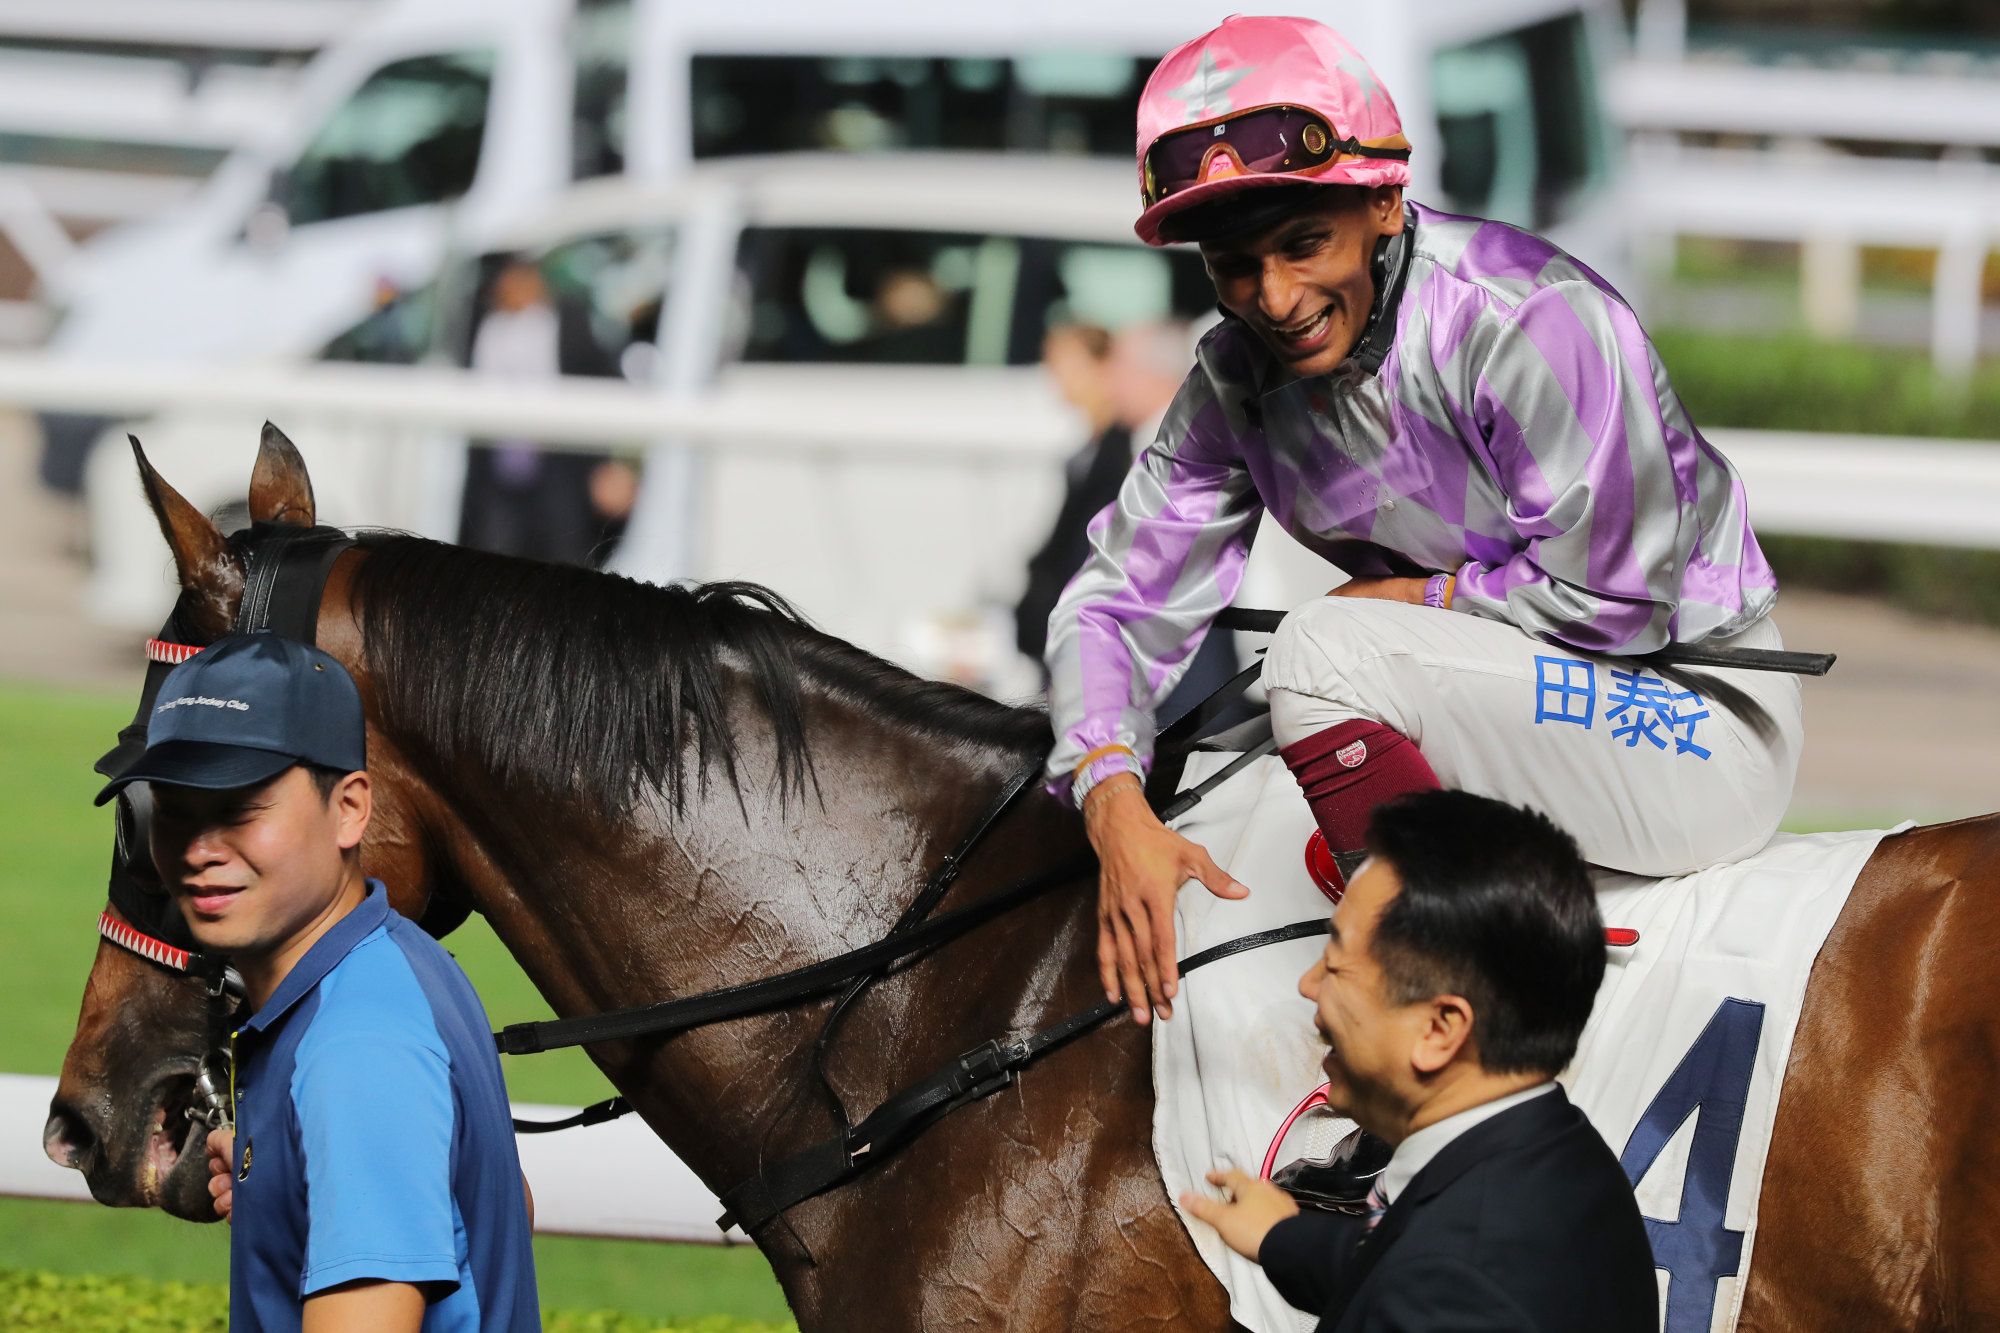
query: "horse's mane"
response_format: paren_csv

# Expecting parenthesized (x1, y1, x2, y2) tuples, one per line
(348, 534, 1050, 814)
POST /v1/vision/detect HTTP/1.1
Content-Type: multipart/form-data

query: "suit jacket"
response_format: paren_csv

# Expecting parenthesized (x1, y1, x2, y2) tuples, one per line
(1258, 1087, 1658, 1333)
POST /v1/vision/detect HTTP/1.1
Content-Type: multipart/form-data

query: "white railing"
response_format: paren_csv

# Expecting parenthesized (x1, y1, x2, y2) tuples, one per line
(4, 351, 1996, 689)
(0, 355, 1072, 459)
(0, 353, 1994, 543)
(8, 354, 1081, 681)
(0, 1072, 744, 1244)
(1610, 2, 2000, 377)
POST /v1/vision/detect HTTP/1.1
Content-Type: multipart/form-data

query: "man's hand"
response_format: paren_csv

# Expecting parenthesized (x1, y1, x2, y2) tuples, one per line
(1083, 774, 1247, 1025)
(1181, 1167, 1301, 1261)
(1329, 576, 1428, 603)
(205, 1127, 234, 1223)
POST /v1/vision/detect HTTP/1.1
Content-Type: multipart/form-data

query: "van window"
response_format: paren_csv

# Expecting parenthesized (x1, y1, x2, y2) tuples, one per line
(1432, 12, 1604, 229)
(451, 227, 675, 380)
(572, 1, 630, 180)
(539, 226, 675, 376)
(320, 279, 438, 364)
(692, 54, 1156, 158)
(736, 227, 1212, 366)
(286, 51, 495, 226)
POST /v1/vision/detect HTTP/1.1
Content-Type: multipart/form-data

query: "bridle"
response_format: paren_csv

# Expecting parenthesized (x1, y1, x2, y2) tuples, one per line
(91, 520, 356, 1132)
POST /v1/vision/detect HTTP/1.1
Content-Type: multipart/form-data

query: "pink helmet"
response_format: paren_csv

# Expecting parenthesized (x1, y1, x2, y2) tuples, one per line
(1134, 15, 1411, 246)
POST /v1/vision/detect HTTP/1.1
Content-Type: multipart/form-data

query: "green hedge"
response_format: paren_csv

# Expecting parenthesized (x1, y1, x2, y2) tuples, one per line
(1656, 331, 2000, 627)
(1654, 330, 2000, 439)
(0, 1269, 797, 1333)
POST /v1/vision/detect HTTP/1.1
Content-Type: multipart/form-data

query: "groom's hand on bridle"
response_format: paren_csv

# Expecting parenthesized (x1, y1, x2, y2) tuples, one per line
(206, 1127, 234, 1223)
(1083, 773, 1248, 1025)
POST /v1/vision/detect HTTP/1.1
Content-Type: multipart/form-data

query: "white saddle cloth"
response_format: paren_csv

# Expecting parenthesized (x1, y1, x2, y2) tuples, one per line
(1154, 751, 1899, 1333)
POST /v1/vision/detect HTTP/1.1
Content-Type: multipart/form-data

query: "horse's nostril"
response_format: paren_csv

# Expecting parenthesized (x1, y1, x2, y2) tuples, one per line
(43, 1102, 99, 1173)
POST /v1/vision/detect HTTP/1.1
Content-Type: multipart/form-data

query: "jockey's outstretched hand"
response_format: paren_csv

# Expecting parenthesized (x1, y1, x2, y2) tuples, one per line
(1082, 773, 1247, 1025)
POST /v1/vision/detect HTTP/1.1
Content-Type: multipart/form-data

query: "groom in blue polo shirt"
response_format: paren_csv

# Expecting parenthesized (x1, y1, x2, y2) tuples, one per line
(98, 632, 538, 1333)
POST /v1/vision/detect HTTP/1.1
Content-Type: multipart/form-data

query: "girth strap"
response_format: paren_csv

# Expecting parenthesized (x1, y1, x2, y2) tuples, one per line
(715, 917, 1332, 1234)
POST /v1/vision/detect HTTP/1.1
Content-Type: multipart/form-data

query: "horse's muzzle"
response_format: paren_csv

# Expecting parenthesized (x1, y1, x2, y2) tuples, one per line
(43, 1075, 218, 1220)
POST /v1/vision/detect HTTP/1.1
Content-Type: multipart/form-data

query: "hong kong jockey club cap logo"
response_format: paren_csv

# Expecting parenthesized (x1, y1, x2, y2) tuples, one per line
(1336, 740, 1368, 769)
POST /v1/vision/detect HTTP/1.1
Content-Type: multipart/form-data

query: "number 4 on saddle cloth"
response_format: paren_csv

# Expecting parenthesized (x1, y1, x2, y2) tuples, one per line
(1150, 743, 1901, 1333)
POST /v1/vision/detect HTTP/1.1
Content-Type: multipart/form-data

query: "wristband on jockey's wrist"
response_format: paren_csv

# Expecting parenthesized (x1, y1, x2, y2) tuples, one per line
(1071, 743, 1140, 811)
(1080, 771, 1142, 819)
(1423, 573, 1456, 610)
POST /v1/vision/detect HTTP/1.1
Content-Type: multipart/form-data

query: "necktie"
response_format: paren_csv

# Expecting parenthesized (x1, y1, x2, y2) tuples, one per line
(1363, 1177, 1390, 1233)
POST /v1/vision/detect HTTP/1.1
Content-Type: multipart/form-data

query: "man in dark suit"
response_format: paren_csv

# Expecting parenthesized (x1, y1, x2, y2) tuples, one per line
(1182, 791, 1658, 1332)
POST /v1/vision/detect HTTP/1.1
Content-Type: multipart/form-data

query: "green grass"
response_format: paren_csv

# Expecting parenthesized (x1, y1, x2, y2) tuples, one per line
(0, 684, 129, 1076)
(0, 1199, 791, 1326)
(0, 1266, 792, 1332)
(0, 681, 788, 1325)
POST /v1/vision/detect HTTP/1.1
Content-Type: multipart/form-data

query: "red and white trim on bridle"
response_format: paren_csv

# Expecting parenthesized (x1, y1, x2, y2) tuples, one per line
(98, 909, 195, 972)
(146, 639, 201, 665)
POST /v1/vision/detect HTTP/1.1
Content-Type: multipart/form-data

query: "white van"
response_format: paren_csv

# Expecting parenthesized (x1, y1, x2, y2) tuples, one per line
(55, 0, 1622, 367)
(81, 0, 1626, 652)
(49, 0, 571, 367)
(628, 0, 1623, 264)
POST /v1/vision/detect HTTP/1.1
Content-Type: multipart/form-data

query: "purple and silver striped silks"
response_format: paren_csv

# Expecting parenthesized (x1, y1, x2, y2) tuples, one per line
(1044, 203, 1777, 801)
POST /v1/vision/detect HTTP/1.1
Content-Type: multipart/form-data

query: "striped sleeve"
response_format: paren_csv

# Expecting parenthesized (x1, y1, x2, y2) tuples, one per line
(1042, 359, 1264, 801)
(1451, 280, 1700, 655)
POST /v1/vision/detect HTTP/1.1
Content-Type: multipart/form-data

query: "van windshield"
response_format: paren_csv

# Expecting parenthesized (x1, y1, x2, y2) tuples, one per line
(692, 54, 1155, 158)
(287, 51, 495, 226)
(735, 227, 1212, 366)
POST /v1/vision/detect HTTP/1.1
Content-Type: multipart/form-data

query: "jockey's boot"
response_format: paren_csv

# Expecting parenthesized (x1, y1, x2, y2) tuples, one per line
(1270, 1125, 1395, 1214)
(1280, 718, 1439, 901)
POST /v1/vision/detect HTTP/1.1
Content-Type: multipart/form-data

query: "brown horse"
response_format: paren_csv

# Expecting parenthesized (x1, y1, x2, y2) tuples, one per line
(43, 434, 2000, 1331)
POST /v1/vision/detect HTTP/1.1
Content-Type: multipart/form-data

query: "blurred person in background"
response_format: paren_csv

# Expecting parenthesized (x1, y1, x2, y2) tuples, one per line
(459, 259, 633, 566)
(1017, 323, 1122, 668)
(1019, 320, 1240, 717)
(1050, 15, 1800, 1031)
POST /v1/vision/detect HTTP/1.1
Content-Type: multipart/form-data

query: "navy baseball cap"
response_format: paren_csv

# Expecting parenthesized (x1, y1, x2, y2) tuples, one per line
(95, 632, 366, 806)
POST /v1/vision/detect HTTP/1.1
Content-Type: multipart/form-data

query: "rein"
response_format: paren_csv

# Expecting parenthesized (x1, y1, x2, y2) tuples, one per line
(93, 529, 1838, 1231)
(506, 607, 1842, 1228)
(502, 613, 1308, 1230)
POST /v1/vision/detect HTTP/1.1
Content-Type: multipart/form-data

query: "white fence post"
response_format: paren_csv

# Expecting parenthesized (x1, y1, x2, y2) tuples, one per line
(1801, 233, 1861, 341)
(1932, 227, 1986, 383)
(1632, 0, 1687, 64)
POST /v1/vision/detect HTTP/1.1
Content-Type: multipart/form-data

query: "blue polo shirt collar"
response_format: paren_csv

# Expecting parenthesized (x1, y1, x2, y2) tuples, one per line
(240, 879, 390, 1034)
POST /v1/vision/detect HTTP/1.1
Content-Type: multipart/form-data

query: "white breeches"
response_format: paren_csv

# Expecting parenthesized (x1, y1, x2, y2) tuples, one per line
(1261, 598, 1804, 877)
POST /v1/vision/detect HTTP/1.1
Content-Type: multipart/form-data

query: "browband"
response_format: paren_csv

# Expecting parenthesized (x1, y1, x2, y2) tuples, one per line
(99, 909, 195, 972)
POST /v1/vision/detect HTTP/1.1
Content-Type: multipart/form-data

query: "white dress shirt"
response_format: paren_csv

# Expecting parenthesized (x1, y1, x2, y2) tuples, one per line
(1377, 1082, 1559, 1206)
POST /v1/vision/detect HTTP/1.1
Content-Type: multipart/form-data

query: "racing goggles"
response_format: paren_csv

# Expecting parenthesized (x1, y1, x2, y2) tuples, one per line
(1141, 104, 1411, 208)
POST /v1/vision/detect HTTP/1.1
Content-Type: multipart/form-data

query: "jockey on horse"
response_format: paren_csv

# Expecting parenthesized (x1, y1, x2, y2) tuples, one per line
(1045, 15, 1804, 1028)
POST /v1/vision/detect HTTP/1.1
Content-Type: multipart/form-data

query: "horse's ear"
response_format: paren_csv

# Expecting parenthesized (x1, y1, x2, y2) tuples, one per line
(248, 421, 315, 528)
(130, 434, 242, 641)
